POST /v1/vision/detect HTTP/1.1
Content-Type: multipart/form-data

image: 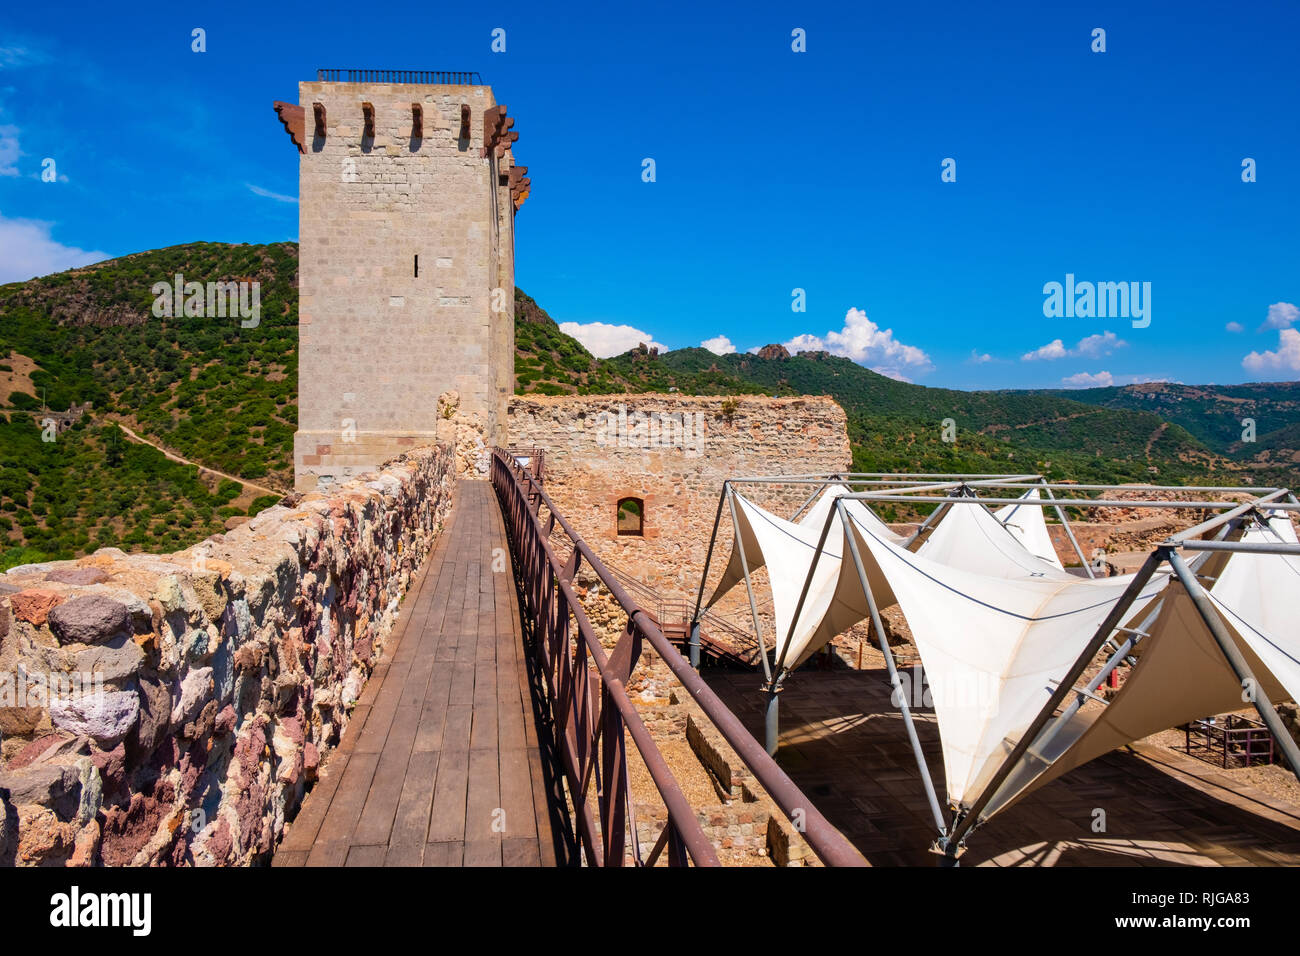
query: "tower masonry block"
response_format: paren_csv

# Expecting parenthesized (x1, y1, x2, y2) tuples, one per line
(276, 72, 527, 490)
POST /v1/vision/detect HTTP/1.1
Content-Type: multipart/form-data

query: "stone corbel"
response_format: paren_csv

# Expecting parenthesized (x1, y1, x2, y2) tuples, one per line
(482, 105, 517, 158)
(509, 165, 531, 210)
(313, 102, 326, 138)
(273, 101, 306, 153)
(362, 102, 375, 138)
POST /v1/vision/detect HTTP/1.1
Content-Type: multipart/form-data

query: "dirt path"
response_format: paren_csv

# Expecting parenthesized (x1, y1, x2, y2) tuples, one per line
(104, 419, 287, 498)
(1144, 421, 1169, 456)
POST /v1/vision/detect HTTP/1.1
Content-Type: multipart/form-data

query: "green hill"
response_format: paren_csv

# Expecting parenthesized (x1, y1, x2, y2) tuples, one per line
(1, 239, 1294, 569)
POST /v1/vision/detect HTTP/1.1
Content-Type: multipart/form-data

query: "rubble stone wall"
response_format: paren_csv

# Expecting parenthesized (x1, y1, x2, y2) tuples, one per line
(0, 445, 455, 866)
(507, 394, 852, 598)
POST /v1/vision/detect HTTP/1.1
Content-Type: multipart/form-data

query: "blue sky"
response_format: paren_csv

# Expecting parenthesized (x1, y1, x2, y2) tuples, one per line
(0, 0, 1297, 390)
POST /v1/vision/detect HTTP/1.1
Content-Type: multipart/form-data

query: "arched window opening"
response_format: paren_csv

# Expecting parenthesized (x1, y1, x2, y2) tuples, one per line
(617, 497, 644, 537)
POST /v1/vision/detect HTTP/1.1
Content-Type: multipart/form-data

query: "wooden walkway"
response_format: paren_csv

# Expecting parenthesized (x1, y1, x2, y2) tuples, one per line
(273, 481, 570, 867)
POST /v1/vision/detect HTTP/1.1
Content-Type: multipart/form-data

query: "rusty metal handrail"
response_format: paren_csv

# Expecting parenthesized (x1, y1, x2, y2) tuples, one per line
(492, 450, 718, 866)
(492, 448, 867, 867)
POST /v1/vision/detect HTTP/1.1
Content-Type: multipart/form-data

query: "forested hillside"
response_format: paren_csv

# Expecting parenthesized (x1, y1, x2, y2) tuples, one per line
(1, 239, 1294, 570)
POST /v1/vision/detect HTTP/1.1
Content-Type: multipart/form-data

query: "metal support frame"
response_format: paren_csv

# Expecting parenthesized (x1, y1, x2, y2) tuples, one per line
(943, 549, 1169, 857)
(838, 501, 950, 839)
(725, 486, 772, 686)
(1167, 551, 1300, 779)
(1037, 478, 1094, 577)
(684, 469, 1300, 864)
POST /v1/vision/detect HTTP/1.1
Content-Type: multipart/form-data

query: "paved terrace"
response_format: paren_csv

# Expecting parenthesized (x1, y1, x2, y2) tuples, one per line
(273, 482, 573, 867)
(705, 667, 1300, 866)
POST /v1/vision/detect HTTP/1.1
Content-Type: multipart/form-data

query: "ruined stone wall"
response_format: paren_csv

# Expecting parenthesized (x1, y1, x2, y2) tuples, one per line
(294, 79, 517, 490)
(507, 394, 852, 599)
(0, 445, 455, 866)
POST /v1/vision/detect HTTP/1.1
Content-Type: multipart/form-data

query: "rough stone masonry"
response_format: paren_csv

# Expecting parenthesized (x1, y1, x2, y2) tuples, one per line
(508, 394, 852, 596)
(0, 446, 455, 865)
(278, 75, 525, 491)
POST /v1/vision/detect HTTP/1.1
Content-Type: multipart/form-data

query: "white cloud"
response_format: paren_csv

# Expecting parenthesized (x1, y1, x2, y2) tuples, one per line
(0, 214, 108, 284)
(1242, 328, 1300, 375)
(701, 335, 736, 355)
(558, 321, 668, 358)
(1022, 331, 1125, 361)
(783, 307, 932, 381)
(1225, 321, 1245, 333)
(1061, 370, 1115, 388)
(247, 183, 298, 204)
(0, 46, 49, 70)
(1022, 338, 1068, 361)
(1261, 302, 1299, 331)
(0, 124, 19, 176)
(968, 349, 993, 364)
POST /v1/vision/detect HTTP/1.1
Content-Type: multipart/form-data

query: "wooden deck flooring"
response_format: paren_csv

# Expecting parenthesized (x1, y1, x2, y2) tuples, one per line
(273, 481, 572, 867)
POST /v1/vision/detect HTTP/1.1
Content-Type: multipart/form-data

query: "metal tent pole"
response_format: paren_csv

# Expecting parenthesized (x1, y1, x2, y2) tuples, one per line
(943, 548, 1168, 857)
(771, 500, 841, 679)
(902, 498, 954, 550)
(1038, 479, 1094, 578)
(1167, 551, 1300, 784)
(688, 484, 729, 670)
(725, 486, 771, 685)
(790, 478, 835, 521)
(724, 487, 782, 755)
(839, 502, 950, 840)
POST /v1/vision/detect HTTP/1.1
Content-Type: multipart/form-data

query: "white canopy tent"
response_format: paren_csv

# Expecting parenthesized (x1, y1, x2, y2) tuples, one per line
(979, 521, 1300, 821)
(687, 474, 1300, 863)
(919, 494, 1074, 581)
(991, 487, 1067, 570)
(840, 507, 1170, 807)
(703, 486, 905, 670)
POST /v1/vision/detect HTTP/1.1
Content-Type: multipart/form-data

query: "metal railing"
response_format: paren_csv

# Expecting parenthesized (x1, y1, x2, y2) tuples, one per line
(493, 450, 715, 866)
(316, 69, 483, 85)
(491, 448, 867, 867)
(1184, 715, 1277, 769)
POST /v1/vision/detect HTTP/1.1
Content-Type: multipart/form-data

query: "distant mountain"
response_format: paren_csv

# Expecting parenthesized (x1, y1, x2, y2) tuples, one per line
(2, 240, 1294, 569)
(516, 308, 1297, 489)
(1054, 381, 1300, 465)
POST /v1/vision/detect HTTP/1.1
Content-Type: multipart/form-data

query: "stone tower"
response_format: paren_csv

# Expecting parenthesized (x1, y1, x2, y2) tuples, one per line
(274, 70, 529, 490)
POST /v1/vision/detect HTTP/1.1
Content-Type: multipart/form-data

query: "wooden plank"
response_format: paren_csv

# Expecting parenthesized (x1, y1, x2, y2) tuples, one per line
(389, 749, 440, 849)
(469, 668, 499, 751)
(383, 843, 425, 867)
(462, 747, 503, 866)
(412, 666, 454, 753)
(304, 842, 349, 867)
(278, 751, 352, 851)
(498, 747, 538, 841)
(309, 749, 380, 850)
(464, 838, 503, 867)
(503, 837, 541, 868)
(423, 841, 465, 867)
(351, 701, 421, 846)
(345, 844, 387, 867)
(426, 748, 470, 843)
(448, 661, 476, 707)
(440, 704, 473, 754)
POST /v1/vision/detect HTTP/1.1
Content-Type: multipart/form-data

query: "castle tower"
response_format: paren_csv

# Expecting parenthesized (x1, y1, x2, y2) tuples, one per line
(274, 70, 529, 490)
